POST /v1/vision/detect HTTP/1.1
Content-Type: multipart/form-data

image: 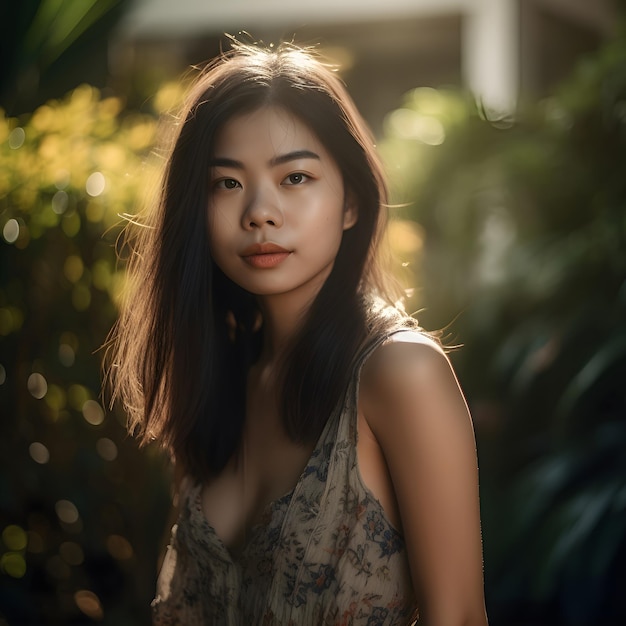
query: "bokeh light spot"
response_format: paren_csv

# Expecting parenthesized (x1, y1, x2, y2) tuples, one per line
(45, 384, 67, 412)
(96, 438, 117, 461)
(55, 499, 79, 525)
(2, 525, 28, 551)
(68, 384, 90, 410)
(82, 399, 104, 426)
(58, 343, 75, 366)
(60, 331, 79, 349)
(29, 441, 50, 464)
(106, 534, 133, 560)
(0, 364, 5, 385)
(63, 255, 84, 283)
(3, 219, 19, 244)
(154, 82, 185, 114)
(62, 213, 81, 237)
(0, 307, 24, 335)
(92, 260, 111, 291)
(386, 108, 446, 145)
(54, 169, 70, 189)
(1, 552, 26, 578)
(85, 172, 106, 197)
(72, 284, 91, 311)
(86, 200, 105, 223)
(52, 190, 69, 215)
(8, 127, 25, 149)
(27, 373, 48, 399)
(74, 590, 103, 621)
(59, 541, 84, 566)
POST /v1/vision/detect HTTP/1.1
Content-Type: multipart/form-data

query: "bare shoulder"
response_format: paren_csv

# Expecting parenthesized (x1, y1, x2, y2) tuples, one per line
(361, 330, 456, 399)
(360, 330, 469, 435)
(359, 331, 487, 624)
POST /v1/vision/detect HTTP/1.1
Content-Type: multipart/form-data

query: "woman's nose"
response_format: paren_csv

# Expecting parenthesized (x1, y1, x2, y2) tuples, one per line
(241, 186, 284, 230)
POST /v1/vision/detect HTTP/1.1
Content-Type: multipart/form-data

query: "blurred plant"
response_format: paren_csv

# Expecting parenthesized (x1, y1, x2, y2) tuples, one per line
(381, 27, 626, 626)
(0, 0, 129, 116)
(0, 84, 181, 624)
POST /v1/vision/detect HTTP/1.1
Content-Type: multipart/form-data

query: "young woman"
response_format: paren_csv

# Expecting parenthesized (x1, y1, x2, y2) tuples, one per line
(108, 41, 488, 626)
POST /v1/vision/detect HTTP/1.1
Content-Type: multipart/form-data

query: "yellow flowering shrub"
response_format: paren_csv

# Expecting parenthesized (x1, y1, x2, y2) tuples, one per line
(0, 83, 183, 623)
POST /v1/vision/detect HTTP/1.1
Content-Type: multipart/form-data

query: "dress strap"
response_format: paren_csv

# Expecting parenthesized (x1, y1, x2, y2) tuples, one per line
(335, 328, 407, 447)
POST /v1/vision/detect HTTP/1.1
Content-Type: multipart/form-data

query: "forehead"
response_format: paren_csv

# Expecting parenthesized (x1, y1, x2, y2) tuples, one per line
(213, 106, 326, 157)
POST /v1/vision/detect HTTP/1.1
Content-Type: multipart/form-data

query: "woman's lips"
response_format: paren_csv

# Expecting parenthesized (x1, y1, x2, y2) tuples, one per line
(241, 242, 291, 269)
(244, 252, 290, 269)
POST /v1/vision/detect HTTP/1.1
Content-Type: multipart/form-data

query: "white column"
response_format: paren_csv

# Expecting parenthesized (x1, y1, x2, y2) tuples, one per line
(462, 0, 519, 113)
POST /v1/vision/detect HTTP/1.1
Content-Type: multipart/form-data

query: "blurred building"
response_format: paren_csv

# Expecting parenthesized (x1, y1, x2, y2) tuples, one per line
(113, 0, 617, 133)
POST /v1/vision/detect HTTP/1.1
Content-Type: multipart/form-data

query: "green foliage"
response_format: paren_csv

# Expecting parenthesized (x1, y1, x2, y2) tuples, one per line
(0, 0, 129, 115)
(0, 85, 171, 624)
(381, 31, 626, 625)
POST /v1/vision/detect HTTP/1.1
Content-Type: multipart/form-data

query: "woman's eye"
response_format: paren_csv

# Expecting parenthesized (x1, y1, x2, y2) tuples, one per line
(283, 173, 308, 185)
(215, 178, 240, 190)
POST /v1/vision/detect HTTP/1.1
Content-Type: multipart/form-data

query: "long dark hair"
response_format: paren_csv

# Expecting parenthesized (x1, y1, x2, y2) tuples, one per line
(107, 41, 413, 481)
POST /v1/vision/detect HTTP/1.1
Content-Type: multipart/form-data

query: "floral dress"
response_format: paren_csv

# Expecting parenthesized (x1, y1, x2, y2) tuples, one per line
(152, 336, 419, 625)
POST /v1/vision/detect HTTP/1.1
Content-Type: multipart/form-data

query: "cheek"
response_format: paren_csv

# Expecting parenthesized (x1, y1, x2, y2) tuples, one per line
(207, 206, 235, 245)
(301, 211, 346, 262)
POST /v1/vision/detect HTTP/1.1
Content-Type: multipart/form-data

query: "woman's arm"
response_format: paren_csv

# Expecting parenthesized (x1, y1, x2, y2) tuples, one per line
(361, 333, 488, 626)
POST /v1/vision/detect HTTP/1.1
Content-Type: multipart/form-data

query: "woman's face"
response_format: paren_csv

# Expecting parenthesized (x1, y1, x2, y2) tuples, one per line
(207, 106, 357, 304)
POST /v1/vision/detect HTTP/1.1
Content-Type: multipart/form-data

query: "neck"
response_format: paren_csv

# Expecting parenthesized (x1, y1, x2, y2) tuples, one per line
(257, 292, 311, 361)
(255, 265, 332, 361)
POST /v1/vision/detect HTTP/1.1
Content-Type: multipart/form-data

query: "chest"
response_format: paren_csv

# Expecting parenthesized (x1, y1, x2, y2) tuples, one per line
(175, 402, 416, 625)
(200, 385, 315, 551)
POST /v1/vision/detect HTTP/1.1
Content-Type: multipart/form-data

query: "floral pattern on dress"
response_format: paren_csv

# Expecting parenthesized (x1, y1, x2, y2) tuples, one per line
(152, 333, 419, 625)
(364, 508, 404, 558)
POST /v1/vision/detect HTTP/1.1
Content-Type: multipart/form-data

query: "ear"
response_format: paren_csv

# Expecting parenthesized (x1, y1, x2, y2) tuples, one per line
(342, 193, 358, 230)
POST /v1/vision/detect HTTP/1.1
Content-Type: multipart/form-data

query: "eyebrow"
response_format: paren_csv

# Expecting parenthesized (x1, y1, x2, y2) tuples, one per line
(270, 150, 320, 166)
(210, 150, 320, 169)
